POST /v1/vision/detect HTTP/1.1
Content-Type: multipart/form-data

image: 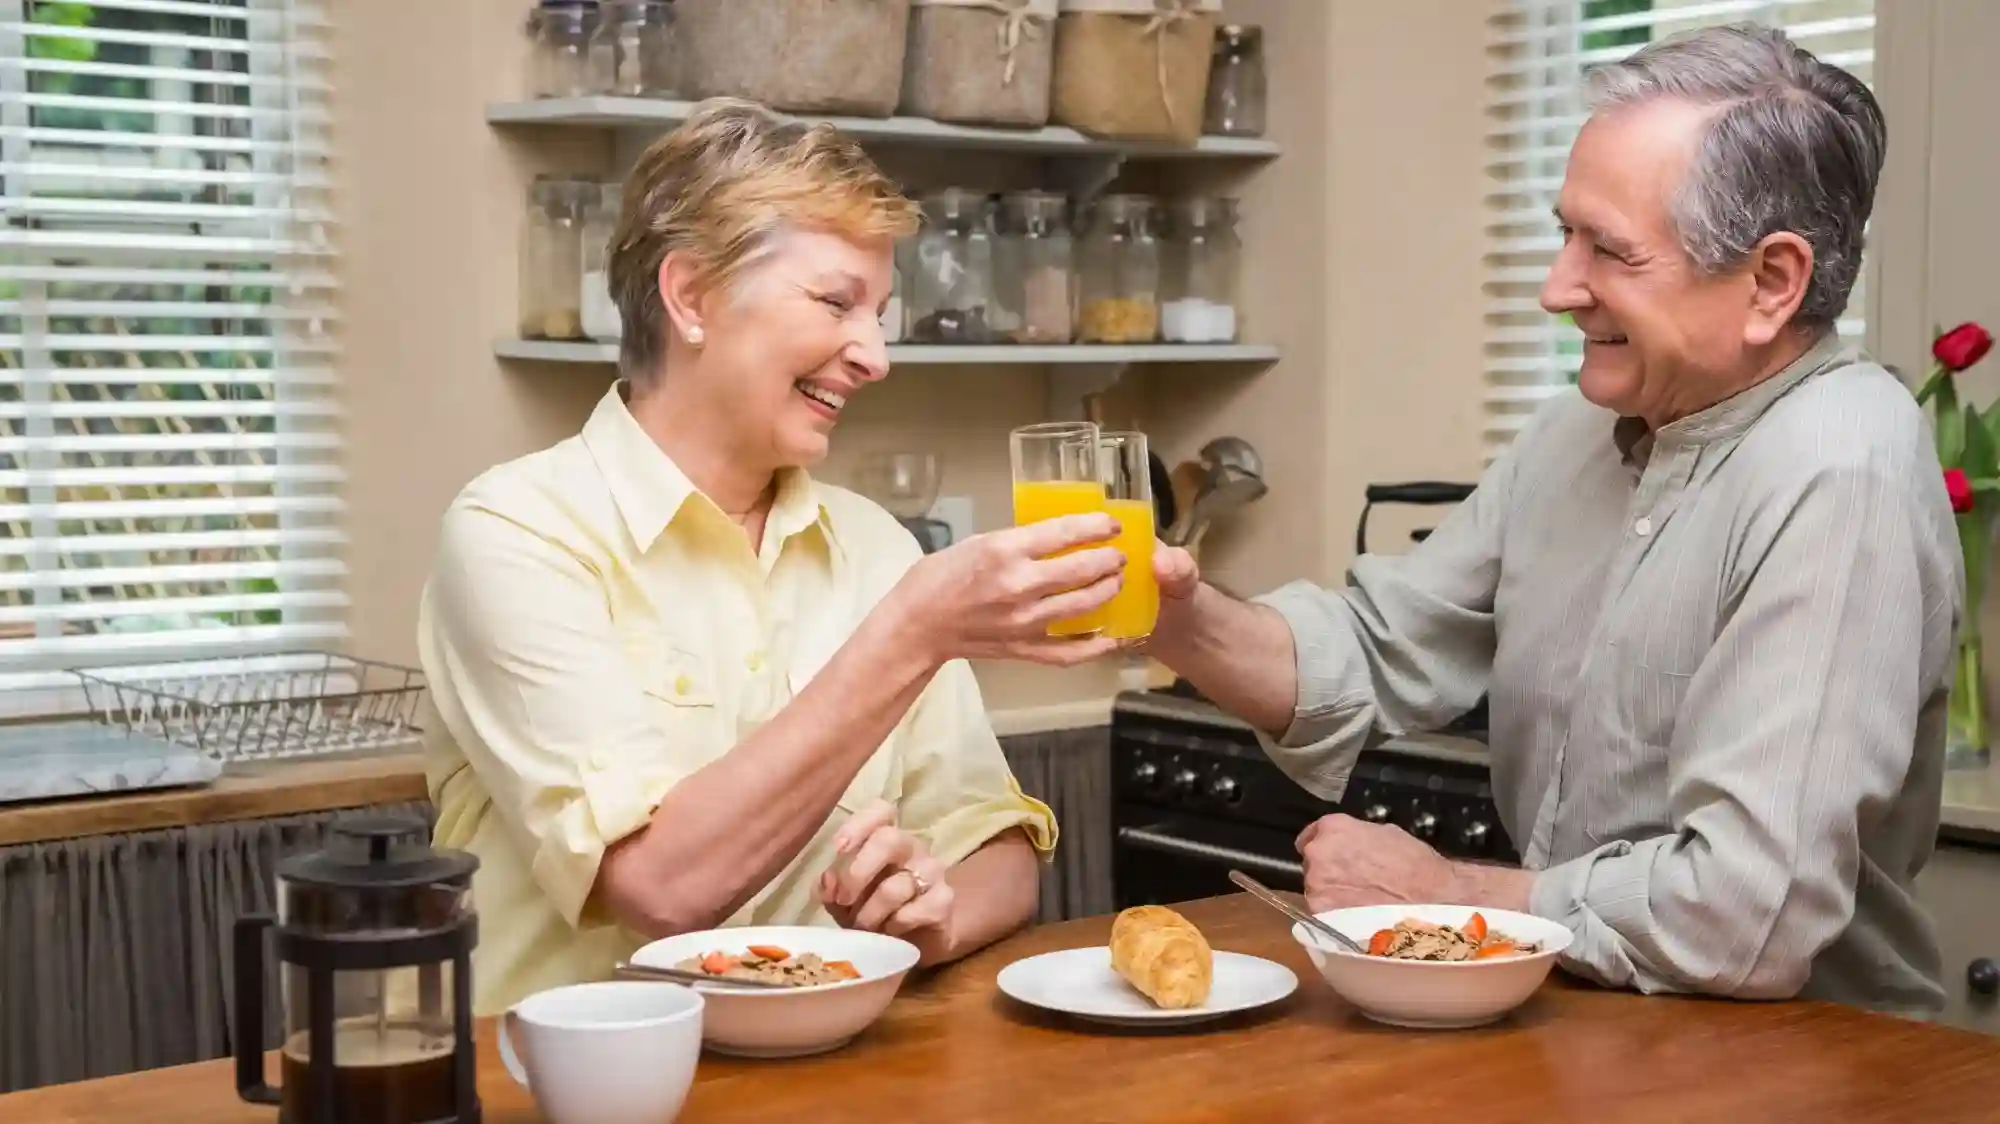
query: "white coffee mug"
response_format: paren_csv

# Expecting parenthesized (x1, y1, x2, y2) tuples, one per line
(497, 980, 705, 1124)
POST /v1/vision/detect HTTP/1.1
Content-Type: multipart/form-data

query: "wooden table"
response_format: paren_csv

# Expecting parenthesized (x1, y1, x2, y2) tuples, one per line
(8, 895, 2000, 1122)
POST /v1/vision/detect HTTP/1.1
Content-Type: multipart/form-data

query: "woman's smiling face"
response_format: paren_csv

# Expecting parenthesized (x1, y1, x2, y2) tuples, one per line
(672, 228, 896, 469)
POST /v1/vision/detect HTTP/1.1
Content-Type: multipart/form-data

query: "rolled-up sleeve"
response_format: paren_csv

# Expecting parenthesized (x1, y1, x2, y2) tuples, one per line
(1248, 452, 1520, 802)
(1530, 460, 1946, 999)
(419, 501, 688, 930)
(892, 658, 1057, 868)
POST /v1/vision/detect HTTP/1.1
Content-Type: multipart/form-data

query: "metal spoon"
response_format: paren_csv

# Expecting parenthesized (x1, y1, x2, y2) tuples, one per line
(613, 961, 790, 990)
(1227, 869, 1368, 955)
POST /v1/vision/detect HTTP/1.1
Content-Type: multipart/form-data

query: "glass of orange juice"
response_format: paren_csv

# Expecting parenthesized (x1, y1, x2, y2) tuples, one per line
(1098, 431, 1159, 641)
(1009, 421, 1108, 636)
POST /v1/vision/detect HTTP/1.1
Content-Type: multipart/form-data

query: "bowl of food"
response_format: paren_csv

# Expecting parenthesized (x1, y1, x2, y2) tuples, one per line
(627, 926, 920, 1057)
(1290, 904, 1573, 1029)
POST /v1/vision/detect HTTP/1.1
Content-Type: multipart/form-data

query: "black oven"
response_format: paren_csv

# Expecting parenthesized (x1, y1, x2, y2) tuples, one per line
(1109, 688, 1515, 912)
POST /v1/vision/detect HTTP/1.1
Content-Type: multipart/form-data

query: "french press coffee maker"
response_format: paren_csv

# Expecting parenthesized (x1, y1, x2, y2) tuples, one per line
(234, 815, 481, 1124)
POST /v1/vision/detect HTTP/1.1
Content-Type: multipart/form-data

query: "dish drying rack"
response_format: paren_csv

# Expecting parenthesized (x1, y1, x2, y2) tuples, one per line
(74, 651, 428, 763)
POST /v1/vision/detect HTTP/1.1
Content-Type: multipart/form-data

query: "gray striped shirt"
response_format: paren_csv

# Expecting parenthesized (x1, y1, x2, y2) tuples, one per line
(1257, 332, 1957, 1013)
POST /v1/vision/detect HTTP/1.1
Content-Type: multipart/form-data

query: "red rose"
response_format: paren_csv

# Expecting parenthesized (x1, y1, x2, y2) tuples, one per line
(1947, 468, 1976, 514)
(1934, 322, 1994, 373)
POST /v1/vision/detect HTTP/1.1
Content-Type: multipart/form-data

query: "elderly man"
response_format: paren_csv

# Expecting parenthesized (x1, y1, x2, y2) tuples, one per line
(1146, 23, 1957, 1014)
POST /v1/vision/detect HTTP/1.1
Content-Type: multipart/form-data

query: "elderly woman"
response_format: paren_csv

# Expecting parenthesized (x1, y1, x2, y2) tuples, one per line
(417, 99, 1126, 1013)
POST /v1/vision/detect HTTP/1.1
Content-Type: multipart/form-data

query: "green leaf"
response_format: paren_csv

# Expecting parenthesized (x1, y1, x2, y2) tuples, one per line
(1964, 404, 1999, 481)
(1939, 396, 1968, 468)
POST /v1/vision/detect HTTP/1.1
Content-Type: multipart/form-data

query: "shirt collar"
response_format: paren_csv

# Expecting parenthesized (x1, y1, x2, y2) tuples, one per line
(580, 382, 833, 555)
(1614, 329, 1848, 469)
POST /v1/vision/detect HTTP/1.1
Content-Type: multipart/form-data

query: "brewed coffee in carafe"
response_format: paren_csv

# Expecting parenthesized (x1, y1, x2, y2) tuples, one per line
(236, 816, 480, 1124)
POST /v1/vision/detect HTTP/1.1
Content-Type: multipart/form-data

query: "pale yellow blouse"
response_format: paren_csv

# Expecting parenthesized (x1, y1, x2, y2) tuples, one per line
(416, 384, 1055, 1014)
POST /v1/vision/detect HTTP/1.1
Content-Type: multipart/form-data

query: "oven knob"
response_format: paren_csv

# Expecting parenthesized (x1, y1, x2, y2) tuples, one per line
(1970, 958, 1999, 998)
(1170, 768, 1200, 798)
(1208, 774, 1241, 804)
(1461, 820, 1491, 851)
(1410, 811, 1439, 841)
(1130, 760, 1160, 789)
(1362, 803, 1392, 824)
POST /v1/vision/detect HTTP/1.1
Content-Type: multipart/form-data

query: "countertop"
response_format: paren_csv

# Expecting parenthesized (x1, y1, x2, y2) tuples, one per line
(0, 662, 1123, 848)
(6, 893, 1998, 1122)
(1943, 757, 2000, 841)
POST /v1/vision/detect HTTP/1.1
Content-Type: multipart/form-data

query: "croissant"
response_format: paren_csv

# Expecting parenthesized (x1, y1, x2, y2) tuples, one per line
(1109, 905, 1213, 1009)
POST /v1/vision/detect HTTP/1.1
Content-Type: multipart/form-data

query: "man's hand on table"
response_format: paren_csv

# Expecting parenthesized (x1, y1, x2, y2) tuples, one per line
(1297, 814, 1535, 914)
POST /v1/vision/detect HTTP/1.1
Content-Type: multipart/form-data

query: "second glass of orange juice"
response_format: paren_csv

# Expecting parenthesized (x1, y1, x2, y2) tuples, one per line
(1098, 431, 1159, 641)
(1009, 421, 1108, 636)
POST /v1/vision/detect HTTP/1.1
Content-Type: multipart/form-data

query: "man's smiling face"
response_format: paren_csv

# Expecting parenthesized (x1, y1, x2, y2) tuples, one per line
(1539, 98, 1771, 427)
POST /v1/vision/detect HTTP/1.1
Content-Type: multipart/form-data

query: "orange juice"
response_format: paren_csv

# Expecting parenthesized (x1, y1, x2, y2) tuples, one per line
(1101, 498, 1158, 640)
(1012, 479, 1110, 635)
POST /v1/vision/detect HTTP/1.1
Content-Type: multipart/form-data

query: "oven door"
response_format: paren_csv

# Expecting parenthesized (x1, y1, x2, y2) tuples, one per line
(1112, 809, 1305, 911)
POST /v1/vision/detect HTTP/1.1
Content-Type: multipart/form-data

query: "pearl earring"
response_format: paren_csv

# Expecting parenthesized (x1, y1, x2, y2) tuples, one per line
(685, 325, 704, 346)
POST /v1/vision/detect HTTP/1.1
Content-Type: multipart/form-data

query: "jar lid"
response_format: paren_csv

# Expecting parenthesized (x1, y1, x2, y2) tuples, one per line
(1216, 23, 1260, 49)
(922, 186, 992, 221)
(278, 814, 478, 891)
(1169, 196, 1239, 226)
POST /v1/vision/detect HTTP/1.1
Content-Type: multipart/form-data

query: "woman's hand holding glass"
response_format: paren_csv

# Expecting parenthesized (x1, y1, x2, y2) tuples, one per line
(885, 513, 1127, 667)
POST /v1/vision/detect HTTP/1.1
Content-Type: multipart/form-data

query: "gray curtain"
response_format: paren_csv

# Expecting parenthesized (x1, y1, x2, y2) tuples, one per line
(0, 726, 1111, 1094)
(0, 800, 433, 1095)
(1000, 726, 1114, 924)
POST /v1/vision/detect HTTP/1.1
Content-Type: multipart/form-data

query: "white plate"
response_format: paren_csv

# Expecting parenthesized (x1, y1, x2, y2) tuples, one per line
(996, 947, 1298, 1027)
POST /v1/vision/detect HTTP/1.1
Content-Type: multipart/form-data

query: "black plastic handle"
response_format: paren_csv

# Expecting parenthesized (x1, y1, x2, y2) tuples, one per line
(1363, 482, 1477, 506)
(1356, 482, 1477, 557)
(234, 913, 280, 1105)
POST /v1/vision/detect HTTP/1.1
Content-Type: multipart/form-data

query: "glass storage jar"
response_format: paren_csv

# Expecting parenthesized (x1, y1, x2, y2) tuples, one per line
(882, 243, 908, 344)
(534, 0, 598, 99)
(587, 0, 679, 97)
(580, 182, 623, 342)
(1075, 193, 1159, 344)
(1203, 24, 1266, 138)
(994, 190, 1075, 344)
(519, 177, 588, 341)
(1160, 196, 1241, 343)
(909, 188, 996, 344)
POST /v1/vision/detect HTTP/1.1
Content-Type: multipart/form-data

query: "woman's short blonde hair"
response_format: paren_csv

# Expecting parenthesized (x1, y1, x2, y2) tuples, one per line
(607, 98, 919, 379)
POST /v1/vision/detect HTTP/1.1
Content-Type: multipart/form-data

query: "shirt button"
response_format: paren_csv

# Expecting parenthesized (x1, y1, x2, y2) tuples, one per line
(591, 750, 614, 770)
(674, 674, 692, 695)
(746, 652, 764, 672)
(1633, 517, 1653, 537)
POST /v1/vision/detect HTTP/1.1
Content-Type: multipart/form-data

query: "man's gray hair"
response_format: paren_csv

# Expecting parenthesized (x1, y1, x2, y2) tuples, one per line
(1586, 22, 1886, 328)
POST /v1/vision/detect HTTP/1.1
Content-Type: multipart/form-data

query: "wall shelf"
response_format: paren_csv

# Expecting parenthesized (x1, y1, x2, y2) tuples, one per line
(494, 339, 1280, 367)
(488, 98, 1280, 160)
(494, 339, 1279, 420)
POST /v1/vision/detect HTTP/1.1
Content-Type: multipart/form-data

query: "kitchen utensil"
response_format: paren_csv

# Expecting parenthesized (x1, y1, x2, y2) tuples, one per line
(1290, 903, 1572, 1029)
(627, 925, 920, 1057)
(1168, 436, 1267, 547)
(498, 981, 703, 1124)
(1167, 459, 1205, 540)
(1227, 869, 1365, 955)
(1148, 451, 1178, 534)
(613, 961, 791, 990)
(995, 947, 1297, 1028)
(233, 815, 480, 1124)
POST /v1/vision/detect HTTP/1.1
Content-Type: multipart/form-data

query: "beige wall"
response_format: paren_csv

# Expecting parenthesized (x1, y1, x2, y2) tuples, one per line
(331, 1, 1983, 708)
(329, 0, 1490, 689)
(1871, 1, 2000, 677)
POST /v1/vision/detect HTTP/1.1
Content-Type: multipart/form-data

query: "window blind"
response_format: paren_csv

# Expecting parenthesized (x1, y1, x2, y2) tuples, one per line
(0, 0, 339, 708)
(1483, 0, 1876, 461)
